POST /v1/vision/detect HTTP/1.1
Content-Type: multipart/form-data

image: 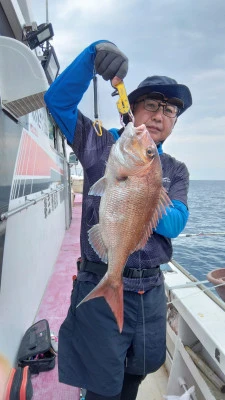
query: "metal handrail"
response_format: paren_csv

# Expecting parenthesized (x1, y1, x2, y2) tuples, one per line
(0, 184, 64, 221)
(170, 258, 225, 312)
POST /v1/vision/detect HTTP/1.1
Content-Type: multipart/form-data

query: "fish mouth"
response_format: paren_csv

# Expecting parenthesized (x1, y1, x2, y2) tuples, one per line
(115, 124, 157, 169)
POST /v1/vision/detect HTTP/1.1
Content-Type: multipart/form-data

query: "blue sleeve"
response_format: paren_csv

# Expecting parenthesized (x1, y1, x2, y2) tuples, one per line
(155, 199, 189, 238)
(44, 40, 110, 144)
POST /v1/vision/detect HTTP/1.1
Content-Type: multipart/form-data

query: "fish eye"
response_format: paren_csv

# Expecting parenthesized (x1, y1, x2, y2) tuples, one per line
(146, 147, 155, 158)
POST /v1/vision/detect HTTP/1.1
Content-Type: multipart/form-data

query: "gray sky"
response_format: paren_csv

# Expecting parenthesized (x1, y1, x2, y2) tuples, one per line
(32, 0, 225, 180)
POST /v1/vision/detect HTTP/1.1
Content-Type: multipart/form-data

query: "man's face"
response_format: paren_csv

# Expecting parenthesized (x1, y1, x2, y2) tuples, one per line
(132, 95, 177, 145)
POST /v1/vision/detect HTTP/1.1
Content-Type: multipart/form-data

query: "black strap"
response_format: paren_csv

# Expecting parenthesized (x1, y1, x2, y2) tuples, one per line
(78, 259, 160, 279)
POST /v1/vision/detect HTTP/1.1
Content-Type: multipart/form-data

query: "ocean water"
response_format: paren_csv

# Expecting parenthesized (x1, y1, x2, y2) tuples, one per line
(172, 180, 225, 283)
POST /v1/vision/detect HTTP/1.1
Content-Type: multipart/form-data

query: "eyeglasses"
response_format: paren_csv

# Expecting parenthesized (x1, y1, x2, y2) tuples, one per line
(135, 92, 183, 118)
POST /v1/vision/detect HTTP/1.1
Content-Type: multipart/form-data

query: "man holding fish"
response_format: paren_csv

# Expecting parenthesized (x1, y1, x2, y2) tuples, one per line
(45, 41, 192, 400)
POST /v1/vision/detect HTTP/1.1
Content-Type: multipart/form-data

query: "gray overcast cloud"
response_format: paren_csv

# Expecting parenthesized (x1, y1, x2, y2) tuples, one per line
(32, 0, 225, 180)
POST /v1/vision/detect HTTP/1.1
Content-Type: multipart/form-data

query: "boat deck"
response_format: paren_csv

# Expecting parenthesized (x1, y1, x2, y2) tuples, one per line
(31, 195, 168, 399)
(137, 366, 168, 399)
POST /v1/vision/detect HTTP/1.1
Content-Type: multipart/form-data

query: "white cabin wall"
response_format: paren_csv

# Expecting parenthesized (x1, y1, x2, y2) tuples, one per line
(0, 197, 65, 364)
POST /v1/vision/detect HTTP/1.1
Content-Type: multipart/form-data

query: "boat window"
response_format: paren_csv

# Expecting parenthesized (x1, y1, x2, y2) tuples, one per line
(46, 110, 65, 156)
(57, 129, 65, 156)
(47, 114, 56, 149)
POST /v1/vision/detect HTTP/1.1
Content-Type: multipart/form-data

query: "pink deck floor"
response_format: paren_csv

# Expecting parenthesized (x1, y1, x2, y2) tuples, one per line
(31, 195, 83, 400)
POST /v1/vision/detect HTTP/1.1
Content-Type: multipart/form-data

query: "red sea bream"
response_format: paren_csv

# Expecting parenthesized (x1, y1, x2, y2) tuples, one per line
(78, 122, 171, 332)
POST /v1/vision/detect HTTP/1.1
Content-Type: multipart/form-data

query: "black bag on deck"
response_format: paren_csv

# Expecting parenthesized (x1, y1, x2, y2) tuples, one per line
(17, 319, 56, 374)
(5, 366, 33, 400)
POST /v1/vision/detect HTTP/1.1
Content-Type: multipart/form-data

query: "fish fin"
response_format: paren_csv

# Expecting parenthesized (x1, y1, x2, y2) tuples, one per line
(149, 187, 172, 231)
(160, 186, 173, 208)
(134, 225, 153, 251)
(89, 177, 107, 196)
(77, 274, 124, 333)
(88, 224, 108, 263)
(134, 188, 172, 251)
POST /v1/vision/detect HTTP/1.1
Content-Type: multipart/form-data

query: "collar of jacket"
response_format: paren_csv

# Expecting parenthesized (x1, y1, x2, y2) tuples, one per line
(157, 142, 163, 154)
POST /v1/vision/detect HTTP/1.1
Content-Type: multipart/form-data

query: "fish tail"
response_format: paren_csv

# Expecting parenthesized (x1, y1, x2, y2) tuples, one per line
(77, 274, 124, 333)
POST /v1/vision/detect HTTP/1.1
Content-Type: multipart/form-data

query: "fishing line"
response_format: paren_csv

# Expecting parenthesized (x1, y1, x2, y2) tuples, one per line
(167, 281, 225, 306)
(140, 293, 146, 377)
(177, 232, 225, 238)
(85, 200, 100, 228)
(138, 252, 146, 376)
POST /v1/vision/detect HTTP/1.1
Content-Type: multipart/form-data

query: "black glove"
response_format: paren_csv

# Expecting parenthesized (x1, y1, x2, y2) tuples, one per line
(95, 42, 128, 81)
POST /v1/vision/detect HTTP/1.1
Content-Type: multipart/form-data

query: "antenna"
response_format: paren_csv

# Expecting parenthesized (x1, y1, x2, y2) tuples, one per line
(46, 0, 49, 51)
(46, 0, 49, 23)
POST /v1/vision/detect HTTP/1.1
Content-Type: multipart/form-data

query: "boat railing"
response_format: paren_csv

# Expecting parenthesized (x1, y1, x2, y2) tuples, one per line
(170, 259, 225, 312)
(0, 184, 64, 221)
